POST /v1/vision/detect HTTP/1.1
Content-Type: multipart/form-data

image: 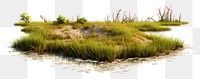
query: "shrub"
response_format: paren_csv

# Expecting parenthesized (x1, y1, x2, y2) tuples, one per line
(20, 12, 32, 23)
(55, 15, 69, 24)
(76, 17, 87, 24)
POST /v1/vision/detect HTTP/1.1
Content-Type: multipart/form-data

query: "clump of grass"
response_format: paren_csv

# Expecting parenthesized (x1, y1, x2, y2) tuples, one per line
(158, 21, 189, 26)
(14, 21, 53, 26)
(147, 34, 184, 52)
(127, 22, 171, 31)
(21, 24, 65, 40)
(118, 41, 157, 59)
(102, 25, 133, 36)
(70, 21, 171, 32)
(45, 40, 66, 54)
(118, 35, 183, 59)
(66, 40, 118, 61)
(12, 35, 46, 52)
(21, 25, 41, 33)
(14, 22, 29, 26)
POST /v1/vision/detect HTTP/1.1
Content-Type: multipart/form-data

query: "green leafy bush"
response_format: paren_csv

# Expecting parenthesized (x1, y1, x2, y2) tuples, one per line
(55, 15, 69, 24)
(20, 12, 31, 23)
(76, 17, 87, 24)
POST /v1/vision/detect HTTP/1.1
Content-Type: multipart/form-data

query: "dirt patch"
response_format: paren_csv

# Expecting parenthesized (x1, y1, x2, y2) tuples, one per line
(53, 26, 108, 39)
(53, 25, 152, 44)
(54, 26, 83, 39)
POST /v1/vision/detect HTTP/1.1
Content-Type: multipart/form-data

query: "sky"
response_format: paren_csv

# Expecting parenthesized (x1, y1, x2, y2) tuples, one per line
(28, 0, 55, 21)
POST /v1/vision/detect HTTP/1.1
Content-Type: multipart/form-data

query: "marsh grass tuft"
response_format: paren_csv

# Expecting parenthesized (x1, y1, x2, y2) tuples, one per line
(158, 22, 189, 26)
(12, 35, 45, 51)
(147, 34, 184, 52)
(127, 22, 171, 31)
(102, 25, 132, 37)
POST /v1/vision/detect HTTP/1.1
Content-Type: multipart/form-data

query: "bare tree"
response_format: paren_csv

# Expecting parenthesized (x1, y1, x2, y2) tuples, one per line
(157, 7, 166, 22)
(106, 9, 138, 23)
(157, 6, 182, 22)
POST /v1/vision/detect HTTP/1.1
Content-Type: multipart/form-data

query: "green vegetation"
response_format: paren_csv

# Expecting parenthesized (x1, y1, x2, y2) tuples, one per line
(126, 22, 170, 31)
(12, 10, 187, 62)
(76, 17, 87, 24)
(158, 21, 189, 26)
(20, 12, 31, 23)
(54, 15, 69, 24)
(70, 22, 171, 32)
(13, 21, 184, 62)
(14, 22, 29, 26)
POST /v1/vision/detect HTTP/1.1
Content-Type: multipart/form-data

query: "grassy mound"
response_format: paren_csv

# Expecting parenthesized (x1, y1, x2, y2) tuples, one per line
(13, 21, 184, 62)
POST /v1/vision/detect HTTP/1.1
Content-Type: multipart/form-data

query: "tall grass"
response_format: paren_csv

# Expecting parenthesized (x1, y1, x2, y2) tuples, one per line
(102, 25, 133, 36)
(127, 22, 171, 31)
(13, 21, 184, 61)
(118, 35, 183, 59)
(22, 25, 64, 40)
(12, 34, 183, 61)
(158, 21, 189, 26)
(45, 40, 67, 55)
(12, 35, 45, 52)
(70, 22, 171, 31)
(147, 34, 184, 52)
(66, 40, 118, 61)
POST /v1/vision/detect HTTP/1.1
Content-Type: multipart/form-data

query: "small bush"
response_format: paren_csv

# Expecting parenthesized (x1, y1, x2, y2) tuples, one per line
(76, 17, 87, 24)
(20, 12, 32, 23)
(55, 15, 69, 24)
